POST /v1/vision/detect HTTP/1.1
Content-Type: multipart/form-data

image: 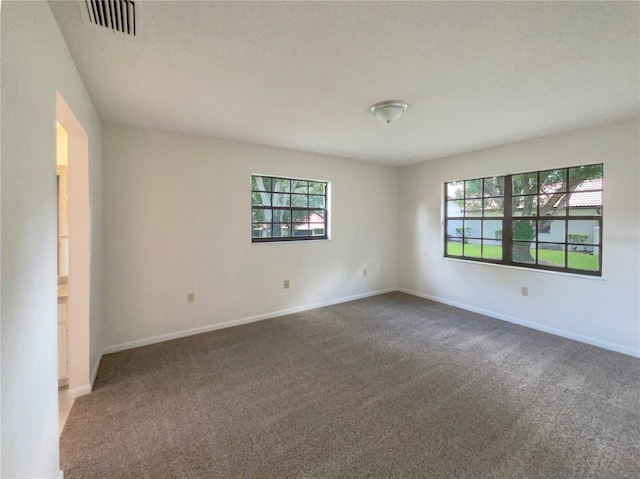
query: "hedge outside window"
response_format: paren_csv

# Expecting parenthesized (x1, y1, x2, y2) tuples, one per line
(252, 175, 328, 242)
(444, 164, 603, 276)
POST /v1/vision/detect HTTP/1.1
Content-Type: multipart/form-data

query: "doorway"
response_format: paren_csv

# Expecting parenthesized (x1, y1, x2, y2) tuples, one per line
(57, 121, 69, 388)
(56, 92, 90, 434)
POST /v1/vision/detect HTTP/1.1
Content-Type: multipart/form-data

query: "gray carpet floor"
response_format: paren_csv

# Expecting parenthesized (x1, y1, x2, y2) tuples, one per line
(60, 292, 640, 478)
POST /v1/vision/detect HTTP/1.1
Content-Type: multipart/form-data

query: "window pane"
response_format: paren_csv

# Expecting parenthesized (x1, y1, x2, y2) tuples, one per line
(291, 194, 308, 207)
(537, 219, 564, 241)
(513, 241, 536, 264)
(273, 224, 291, 237)
(464, 220, 481, 238)
(309, 182, 325, 195)
(291, 180, 309, 194)
(483, 177, 505, 197)
(568, 250, 599, 271)
(447, 219, 463, 241)
(272, 193, 290, 207)
(252, 224, 271, 238)
(569, 164, 602, 184)
(273, 178, 290, 193)
(447, 200, 464, 217)
(538, 194, 567, 216)
(446, 241, 462, 256)
(463, 241, 481, 258)
(568, 220, 599, 246)
(309, 224, 325, 236)
(569, 192, 602, 215)
(464, 199, 483, 217)
(292, 210, 307, 222)
(483, 197, 504, 216)
(482, 220, 502, 239)
(252, 176, 272, 192)
(512, 220, 535, 241)
(465, 179, 482, 198)
(251, 191, 270, 206)
(482, 240, 502, 260)
(446, 181, 465, 200)
(512, 172, 537, 195)
(252, 208, 271, 223)
(309, 195, 325, 208)
(539, 169, 567, 193)
(310, 210, 325, 221)
(538, 244, 566, 268)
(512, 195, 537, 216)
(273, 209, 291, 222)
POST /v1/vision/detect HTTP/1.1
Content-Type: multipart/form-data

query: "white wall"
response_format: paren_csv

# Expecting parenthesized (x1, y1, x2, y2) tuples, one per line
(102, 123, 397, 349)
(398, 119, 640, 356)
(0, 2, 103, 477)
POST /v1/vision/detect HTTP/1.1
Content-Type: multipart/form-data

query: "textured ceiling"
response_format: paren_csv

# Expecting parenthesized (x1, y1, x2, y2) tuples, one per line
(50, 1, 639, 165)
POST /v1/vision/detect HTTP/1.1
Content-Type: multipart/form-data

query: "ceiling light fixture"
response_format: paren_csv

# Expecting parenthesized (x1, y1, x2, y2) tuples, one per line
(370, 100, 408, 124)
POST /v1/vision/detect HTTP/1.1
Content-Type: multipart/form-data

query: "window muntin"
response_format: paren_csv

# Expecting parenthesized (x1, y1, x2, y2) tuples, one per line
(252, 175, 328, 242)
(444, 164, 603, 276)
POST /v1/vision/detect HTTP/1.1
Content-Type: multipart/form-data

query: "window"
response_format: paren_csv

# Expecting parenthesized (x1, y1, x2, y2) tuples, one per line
(251, 175, 328, 242)
(444, 164, 603, 276)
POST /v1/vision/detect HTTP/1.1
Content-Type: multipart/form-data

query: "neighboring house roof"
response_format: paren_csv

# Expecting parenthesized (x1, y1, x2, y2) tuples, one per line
(543, 179, 602, 208)
(567, 179, 602, 207)
(524, 179, 602, 209)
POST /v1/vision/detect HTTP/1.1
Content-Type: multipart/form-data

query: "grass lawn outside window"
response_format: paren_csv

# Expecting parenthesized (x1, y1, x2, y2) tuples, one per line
(446, 242, 599, 271)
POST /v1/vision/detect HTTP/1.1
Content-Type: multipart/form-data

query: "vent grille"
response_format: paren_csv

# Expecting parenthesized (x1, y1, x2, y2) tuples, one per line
(84, 0, 138, 36)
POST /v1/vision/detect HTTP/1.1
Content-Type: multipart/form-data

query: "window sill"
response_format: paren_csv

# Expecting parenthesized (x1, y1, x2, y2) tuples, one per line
(441, 256, 606, 281)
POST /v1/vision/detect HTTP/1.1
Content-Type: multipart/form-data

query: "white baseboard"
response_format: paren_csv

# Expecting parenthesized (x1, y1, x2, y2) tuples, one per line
(66, 384, 92, 399)
(58, 470, 64, 479)
(398, 287, 640, 358)
(90, 354, 103, 388)
(102, 288, 399, 355)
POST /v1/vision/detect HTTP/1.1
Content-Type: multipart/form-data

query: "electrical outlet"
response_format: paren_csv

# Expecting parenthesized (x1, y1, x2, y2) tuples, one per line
(187, 293, 195, 303)
(284, 280, 290, 289)
(363, 268, 367, 276)
(520, 286, 529, 297)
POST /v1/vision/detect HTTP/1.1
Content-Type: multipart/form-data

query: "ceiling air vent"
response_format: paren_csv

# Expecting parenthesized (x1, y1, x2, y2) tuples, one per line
(81, 0, 142, 36)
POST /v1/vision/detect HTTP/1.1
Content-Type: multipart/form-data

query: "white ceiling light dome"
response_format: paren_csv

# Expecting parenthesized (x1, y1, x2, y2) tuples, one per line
(370, 100, 408, 124)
